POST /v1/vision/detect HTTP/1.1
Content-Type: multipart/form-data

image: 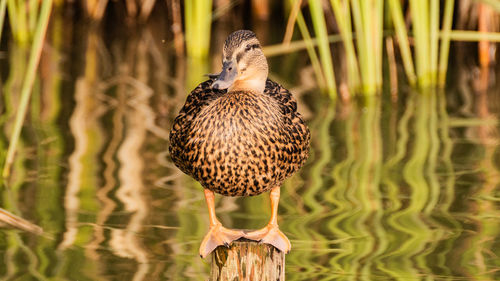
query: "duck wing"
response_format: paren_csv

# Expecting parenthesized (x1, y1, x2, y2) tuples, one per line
(263, 79, 311, 179)
(169, 79, 226, 175)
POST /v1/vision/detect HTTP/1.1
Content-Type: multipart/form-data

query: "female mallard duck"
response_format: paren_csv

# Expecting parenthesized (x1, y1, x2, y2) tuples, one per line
(169, 30, 310, 258)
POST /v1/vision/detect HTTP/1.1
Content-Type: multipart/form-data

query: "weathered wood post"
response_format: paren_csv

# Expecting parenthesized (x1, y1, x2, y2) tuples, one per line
(210, 238, 285, 281)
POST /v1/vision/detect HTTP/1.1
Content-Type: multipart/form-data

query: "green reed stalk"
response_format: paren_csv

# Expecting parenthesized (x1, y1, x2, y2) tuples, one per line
(446, 30, 500, 41)
(350, 0, 365, 86)
(410, 0, 431, 86)
(185, 0, 212, 58)
(7, 0, 29, 45)
(0, 0, 6, 40)
(28, 0, 39, 33)
(358, 0, 375, 91)
(308, 0, 337, 99)
(429, 0, 439, 84)
(283, 0, 302, 44)
(388, 0, 416, 86)
(375, 0, 384, 87)
(294, 5, 327, 89)
(6, 0, 17, 41)
(330, 0, 360, 92)
(264, 33, 344, 57)
(350, 0, 383, 94)
(438, 0, 454, 86)
(2, 0, 53, 178)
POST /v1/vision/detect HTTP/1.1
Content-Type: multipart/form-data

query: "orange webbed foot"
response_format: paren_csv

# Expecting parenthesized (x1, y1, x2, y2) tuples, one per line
(244, 224, 291, 254)
(199, 224, 245, 258)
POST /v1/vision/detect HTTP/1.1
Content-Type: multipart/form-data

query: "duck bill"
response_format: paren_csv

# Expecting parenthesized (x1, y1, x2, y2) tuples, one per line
(212, 61, 237, 90)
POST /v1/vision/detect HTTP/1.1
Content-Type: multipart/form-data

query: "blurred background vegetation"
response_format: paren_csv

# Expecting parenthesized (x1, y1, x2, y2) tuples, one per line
(0, 0, 499, 173)
(0, 0, 499, 280)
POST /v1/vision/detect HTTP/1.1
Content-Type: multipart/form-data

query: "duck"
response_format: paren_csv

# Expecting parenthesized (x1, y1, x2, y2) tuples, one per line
(169, 30, 310, 258)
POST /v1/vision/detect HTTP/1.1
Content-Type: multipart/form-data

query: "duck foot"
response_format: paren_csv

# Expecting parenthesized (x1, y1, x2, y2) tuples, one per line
(244, 225, 291, 254)
(199, 224, 245, 258)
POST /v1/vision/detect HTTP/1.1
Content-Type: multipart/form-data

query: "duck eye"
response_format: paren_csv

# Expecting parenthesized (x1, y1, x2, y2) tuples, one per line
(228, 67, 233, 71)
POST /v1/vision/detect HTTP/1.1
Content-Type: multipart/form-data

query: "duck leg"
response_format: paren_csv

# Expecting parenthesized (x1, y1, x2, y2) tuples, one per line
(199, 188, 245, 258)
(244, 186, 291, 253)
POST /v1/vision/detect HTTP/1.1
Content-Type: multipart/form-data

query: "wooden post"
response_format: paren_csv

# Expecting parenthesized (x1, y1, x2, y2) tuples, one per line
(210, 238, 285, 281)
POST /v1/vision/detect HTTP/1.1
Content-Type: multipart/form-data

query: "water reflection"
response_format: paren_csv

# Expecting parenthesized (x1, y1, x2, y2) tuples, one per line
(1, 22, 500, 281)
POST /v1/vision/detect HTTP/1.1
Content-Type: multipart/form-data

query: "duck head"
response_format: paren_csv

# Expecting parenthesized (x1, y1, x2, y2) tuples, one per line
(212, 30, 268, 93)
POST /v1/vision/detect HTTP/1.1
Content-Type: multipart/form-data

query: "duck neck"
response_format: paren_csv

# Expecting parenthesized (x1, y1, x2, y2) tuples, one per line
(229, 77, 266, 93)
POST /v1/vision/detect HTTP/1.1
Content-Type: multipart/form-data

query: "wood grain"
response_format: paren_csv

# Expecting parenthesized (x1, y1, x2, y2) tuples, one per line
(210, 238, 285, 281)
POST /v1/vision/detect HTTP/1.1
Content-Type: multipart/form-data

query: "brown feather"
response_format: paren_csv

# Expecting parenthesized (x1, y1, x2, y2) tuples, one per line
(169, 79, 310, 196)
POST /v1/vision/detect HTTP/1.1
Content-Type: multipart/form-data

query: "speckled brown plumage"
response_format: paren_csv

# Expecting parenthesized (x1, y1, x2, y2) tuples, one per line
(169, 78, 310, 196)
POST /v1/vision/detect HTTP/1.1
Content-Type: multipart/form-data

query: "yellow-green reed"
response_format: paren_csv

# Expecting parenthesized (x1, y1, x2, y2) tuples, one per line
(28, 0, 39, 32)
(265, 33, 344, 57)
(438, 0, 455, 86)
(330, 0, 361, 91)
(447, 30, 500, 41)
(185, 0, 213, 58)
(297, 0, 500, 94)
(7, 0, 32, 45)
(409, 0, 431, 86)
(2, 0, 53, 179)
(387, 0, 417, 86)
(290, 1, 327, 90)
(329, 0, 383, 95)
(308, 0, 337, 100)
(430, 0, 439, 84)
(373, 0, 385, 89)
(0, 0, 6, 40)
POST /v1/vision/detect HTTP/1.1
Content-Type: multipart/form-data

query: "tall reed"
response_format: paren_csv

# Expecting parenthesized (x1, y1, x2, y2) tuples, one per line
(185, 0, 213, 58)
(410, 0, 431, 85)
(438, 0, 455, 85)
(288, 0, 327, 90)
(6, 0, 31, 45)
(300, 0, 500, 95)
(0, 0, 6, 40)
(330, 0, 361, 91)
(2, 0, 53, 178)
(388, 0, 416, 86)
(308, 0, 337, 99)
(352, 0, 384, 94)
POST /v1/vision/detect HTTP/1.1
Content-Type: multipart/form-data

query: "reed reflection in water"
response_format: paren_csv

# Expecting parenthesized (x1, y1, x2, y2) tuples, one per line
(0, 24, 500, 281)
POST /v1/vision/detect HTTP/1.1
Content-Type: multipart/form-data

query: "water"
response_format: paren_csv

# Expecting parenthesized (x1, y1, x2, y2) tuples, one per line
(1, 22, 499, 281)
